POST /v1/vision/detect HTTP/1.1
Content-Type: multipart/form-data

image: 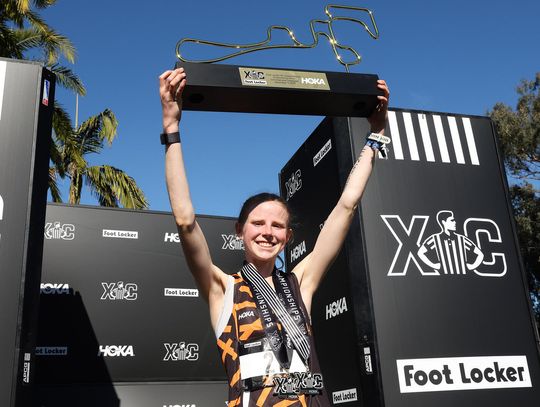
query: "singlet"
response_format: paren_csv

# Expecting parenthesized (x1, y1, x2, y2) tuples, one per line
(215, 272, 331, 407)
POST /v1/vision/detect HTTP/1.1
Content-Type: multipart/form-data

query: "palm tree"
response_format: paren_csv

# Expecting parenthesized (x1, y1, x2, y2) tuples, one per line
(52, 108, 148, 209)
(0, 0, 85, 95)
(2, 0, 148, 209)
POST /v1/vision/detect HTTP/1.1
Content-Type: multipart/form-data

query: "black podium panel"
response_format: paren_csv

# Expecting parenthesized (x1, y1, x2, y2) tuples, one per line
(280, 110, 540, 406)
(37, 381, 227, 407)
(0, 58, 55, 407)
(176, 61, 382, 117)
(36, 204, 244, 384)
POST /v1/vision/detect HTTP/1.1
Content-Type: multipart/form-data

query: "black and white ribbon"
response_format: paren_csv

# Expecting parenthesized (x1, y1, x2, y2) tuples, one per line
(241, 263, 310, 362)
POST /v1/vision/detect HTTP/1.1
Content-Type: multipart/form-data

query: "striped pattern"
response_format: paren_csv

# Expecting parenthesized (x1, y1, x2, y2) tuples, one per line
(387, 111, 480, 165)
(241, 263, 310, 361)
(421, 233, 477, 275)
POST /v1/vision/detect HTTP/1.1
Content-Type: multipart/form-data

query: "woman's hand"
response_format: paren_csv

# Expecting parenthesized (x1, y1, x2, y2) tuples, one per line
(368, 79, 390, 134)
(159, 68, 186, 133)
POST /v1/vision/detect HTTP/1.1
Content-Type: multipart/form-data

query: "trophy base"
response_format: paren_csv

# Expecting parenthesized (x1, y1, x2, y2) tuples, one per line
(175, 61, 382, 117)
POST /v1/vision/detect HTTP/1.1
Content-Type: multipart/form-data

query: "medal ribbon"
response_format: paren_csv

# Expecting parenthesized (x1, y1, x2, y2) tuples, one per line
(241, 263, 310, 364)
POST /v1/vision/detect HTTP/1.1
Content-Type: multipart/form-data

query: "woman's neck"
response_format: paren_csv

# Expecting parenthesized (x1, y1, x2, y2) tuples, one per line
(246, 258, 275, 278)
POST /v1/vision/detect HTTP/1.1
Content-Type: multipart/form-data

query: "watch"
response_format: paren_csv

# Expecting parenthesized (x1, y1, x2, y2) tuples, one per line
(160, 131, 181, 145)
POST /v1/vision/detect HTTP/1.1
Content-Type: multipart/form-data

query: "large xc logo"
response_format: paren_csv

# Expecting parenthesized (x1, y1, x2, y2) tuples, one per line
(381, 211, 507, 277)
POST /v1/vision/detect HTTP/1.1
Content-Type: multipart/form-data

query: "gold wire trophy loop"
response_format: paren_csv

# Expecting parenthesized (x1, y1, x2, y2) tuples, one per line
(174, 4, 383, 118)
(176, 5, 379, 73)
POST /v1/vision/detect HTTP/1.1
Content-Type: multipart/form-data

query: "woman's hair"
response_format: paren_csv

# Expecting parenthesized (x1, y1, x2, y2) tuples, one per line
(237, 192, 292, 227)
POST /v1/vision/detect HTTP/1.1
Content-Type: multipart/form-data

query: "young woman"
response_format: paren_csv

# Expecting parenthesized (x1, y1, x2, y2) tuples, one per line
(159, 67, 389, 406)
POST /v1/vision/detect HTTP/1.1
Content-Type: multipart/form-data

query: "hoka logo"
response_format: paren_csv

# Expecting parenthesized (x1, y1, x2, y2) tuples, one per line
(40, 283, 71, 295)
(164, 232, 180, 243)
(326, 297, 348, 320)
(238, 310, 255, 320)
(98, 345, 134, 357)
(301, 77, 326, 85)
(290, 240, 306, 263)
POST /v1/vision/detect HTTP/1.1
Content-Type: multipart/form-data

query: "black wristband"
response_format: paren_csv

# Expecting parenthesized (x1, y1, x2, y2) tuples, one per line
(160, 131, 181, 145)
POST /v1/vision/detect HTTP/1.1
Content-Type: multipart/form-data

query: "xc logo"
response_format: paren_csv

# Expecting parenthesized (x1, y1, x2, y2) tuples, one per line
(381, 212, 507, 277)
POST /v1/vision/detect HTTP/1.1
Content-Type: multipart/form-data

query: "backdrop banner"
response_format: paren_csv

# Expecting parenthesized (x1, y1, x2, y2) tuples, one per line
(279, 109, 540, 406)
(36, 204, 244, 385)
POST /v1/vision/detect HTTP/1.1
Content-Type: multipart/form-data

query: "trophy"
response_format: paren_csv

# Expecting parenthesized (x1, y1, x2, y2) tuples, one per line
(175, 4, 383, 117)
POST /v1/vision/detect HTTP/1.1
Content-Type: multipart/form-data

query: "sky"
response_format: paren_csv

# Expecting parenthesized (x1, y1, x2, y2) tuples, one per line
(41, 0, 540, 218)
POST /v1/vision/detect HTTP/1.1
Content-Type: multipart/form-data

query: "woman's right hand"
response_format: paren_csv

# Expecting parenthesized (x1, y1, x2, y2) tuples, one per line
(159, 68, 186, 133)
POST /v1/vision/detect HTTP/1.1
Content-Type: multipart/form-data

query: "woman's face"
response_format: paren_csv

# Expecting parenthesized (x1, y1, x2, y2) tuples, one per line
(237, 200, 292, 264)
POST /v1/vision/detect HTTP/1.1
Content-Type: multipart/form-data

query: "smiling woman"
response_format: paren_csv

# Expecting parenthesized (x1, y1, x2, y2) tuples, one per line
(158, 67, 389, 406)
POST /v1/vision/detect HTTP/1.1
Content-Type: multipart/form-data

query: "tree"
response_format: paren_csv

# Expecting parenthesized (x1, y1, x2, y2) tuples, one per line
(51, 108, 148, 209)
(489, 73, 540, 326)
(2, 0, 148, 209)
(0, 0, 85, 94)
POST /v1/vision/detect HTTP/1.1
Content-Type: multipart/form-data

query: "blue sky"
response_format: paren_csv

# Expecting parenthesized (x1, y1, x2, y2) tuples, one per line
(42, 0, 540, 217)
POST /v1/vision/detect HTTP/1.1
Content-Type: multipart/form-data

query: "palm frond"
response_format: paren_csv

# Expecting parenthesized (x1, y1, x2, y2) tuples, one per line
(47, 63, 86, 95)
(11, 27, 43, 52)
(22, 9, 75, 63)
(85, 165, 149, 209)
(32, 0, 58, 10)
(77, 109, 118, 154)
(16, 0, 30, 13)
(0, 25, 24, 58)
(52, 104, 74, 142)
(48, 167, 62, 202)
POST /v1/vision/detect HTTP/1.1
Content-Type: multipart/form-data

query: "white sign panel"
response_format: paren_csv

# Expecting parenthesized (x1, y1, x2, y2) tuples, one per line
(397, 355, 532, 393)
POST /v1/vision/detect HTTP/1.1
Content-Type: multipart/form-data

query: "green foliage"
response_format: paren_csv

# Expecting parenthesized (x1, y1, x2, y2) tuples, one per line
(489, 73, 540, 326)
(51, 109, 149, 209)
(0, 0, 85, 95)
(490, 73, 540, 184)
(2, 0, 147, 209)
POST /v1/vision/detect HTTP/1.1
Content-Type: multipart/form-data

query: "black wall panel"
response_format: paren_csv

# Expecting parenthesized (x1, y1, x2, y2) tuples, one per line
(280, 110, 540, 406)
(0, 58, 55, 407)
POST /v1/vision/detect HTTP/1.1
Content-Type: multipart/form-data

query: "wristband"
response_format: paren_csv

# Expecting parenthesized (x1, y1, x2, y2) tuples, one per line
(365, 132, 391, 159)
(160, 131, 181, 145)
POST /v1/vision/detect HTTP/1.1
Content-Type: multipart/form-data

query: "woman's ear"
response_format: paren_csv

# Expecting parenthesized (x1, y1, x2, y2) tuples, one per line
(286, 228, 293, 244)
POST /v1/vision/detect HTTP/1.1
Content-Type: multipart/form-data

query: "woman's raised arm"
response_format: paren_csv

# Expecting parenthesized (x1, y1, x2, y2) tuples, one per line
(159, 68, 228, 323)
(293, 80, 390, 307)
